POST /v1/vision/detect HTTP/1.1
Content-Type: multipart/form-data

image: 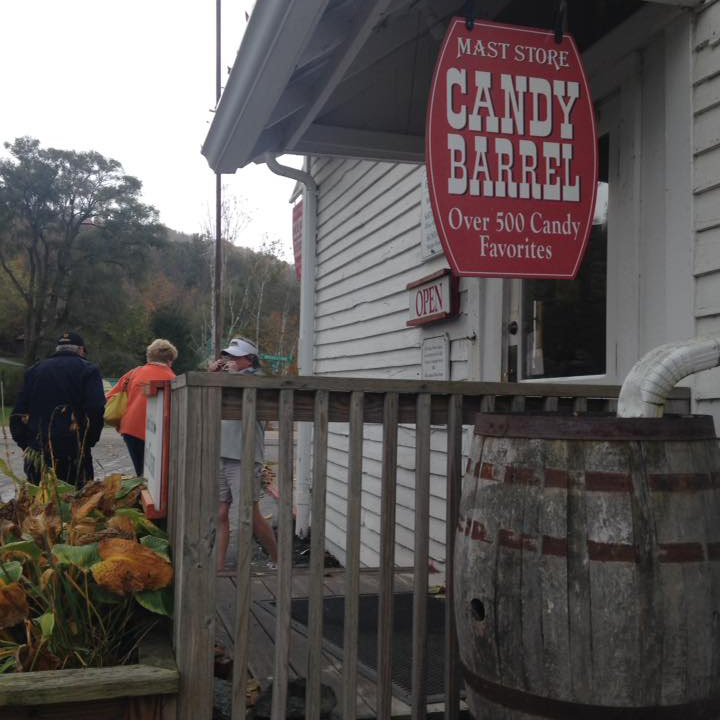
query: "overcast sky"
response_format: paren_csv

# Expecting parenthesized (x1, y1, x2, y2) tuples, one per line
(0, 0, 300, 260)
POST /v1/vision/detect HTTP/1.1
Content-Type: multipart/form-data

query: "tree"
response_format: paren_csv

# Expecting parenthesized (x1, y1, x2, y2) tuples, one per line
(0, 137, 163, 365)
(198, 188, 250, 361)
(151, 305, 201, 374)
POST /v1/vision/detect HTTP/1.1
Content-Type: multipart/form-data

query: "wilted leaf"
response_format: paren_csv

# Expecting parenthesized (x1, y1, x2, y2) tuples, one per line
(0, 561, 23, 585)
(91, 539, 172, 595)
(52, 543, 101, 570)
(140, 535, 170, 562)
(113, 508, 141, 524)
(103, 474, 123, 495)
(77, 480, 104, 499)
(33, 480, 60, 506)
(21, 504, 61, 544)
(40, 568, 55, 592)
(135, 587, 173, 616)
(72, 491, 104, 521)
(0, 500, 17, 521)
(54, 478, 76, 497)
(98, 475, 132, 514)
(0, 583, 29, 629)
(0, 520, 20, 545)
(107, 515, 136, 539)
(137, 516, 167, 539)
(115, 487, 142, 509)
(116, 477, 145, 500)
(0, 540, 41, 562)
(68, 518, 98, 545)
(8, 492, 35, 526)
(115, 509, 167, 539)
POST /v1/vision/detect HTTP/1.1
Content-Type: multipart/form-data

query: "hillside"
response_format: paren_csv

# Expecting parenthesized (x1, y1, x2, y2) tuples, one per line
(0, 228, 299, 377)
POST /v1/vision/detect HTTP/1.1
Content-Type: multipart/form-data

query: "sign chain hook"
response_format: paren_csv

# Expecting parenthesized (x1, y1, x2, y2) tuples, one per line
(553, 0, 568, 44)
(463, 0, 477, 31)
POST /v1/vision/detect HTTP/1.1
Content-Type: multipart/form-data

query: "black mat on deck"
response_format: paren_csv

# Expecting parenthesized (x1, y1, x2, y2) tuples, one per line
(257, 591, 446, 704)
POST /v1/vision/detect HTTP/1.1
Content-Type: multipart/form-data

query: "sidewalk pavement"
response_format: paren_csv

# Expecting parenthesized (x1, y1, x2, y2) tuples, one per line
(0, 428, 134, 501)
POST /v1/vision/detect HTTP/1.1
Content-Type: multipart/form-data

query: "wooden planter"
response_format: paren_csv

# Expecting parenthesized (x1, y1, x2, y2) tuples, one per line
(0, 633, 179, 720)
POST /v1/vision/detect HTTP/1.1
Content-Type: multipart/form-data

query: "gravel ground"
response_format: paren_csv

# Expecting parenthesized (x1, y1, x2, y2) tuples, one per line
(0, 426, 134, 500)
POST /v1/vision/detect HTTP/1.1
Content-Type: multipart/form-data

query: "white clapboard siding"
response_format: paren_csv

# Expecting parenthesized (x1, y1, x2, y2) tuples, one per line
(695, 226, 720, 277)
(318, 167, 419, 252)
(324, 421, 456, 567)
(310, 156, 477, 566)
(693, 3, 720, 410)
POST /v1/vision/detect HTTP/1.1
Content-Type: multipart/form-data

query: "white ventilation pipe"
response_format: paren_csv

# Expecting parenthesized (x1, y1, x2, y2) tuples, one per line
(264, 154, 317, 538)
(617, 337, 720, 418)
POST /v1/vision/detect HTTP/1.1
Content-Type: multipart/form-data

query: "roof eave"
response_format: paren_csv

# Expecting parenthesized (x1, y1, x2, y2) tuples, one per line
(201, 0, 330, 173)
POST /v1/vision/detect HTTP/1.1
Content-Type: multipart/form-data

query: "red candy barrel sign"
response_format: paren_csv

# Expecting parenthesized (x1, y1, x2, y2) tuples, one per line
(425, 20, 597, 279)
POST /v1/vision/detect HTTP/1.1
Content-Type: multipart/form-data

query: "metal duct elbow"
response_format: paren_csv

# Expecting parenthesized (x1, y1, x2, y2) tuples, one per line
(617, 337, 720, 418)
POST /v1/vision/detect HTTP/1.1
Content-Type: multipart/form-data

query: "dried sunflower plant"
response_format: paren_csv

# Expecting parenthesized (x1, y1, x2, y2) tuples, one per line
(0, 443, 173, 673)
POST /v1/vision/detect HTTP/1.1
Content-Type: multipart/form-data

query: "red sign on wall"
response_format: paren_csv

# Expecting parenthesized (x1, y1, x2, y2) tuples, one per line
(425, 19, 597, 279)
(292, 199, 303, 281)
(406, 269, 459, 327)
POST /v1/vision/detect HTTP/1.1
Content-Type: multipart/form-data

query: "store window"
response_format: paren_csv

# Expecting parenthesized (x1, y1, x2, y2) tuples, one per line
(521, 134, 609, 379)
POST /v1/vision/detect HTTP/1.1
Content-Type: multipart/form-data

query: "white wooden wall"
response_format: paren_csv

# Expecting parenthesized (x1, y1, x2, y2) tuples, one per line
(310, 157, 479, 568)
(692, 0, 720, 423)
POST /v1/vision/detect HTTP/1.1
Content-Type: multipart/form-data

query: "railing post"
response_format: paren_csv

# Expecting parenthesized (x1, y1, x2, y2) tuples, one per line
(272, 389, 295, 720)
(343, 391, 365, 720)
(412, 393, 432, 720)
(378, 392, 399, 719)
(307, 390, 330, 720)
(170, 383, 222, 720)
(231, 388, 257, 720)
(445, 394, 463, 720)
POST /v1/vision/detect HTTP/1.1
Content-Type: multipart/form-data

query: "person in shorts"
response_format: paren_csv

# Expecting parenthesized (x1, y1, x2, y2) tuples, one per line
(209, 338, 278, 570)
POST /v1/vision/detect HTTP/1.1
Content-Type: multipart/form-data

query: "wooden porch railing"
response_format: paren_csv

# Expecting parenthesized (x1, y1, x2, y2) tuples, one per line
(167, 373, 691, 720)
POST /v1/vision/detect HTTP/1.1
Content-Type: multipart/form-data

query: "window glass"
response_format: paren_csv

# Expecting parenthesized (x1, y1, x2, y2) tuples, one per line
(521, 134, 609, 379)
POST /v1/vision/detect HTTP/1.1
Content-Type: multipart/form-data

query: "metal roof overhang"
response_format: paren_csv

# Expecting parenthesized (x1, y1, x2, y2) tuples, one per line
(202, 0, 687, 174)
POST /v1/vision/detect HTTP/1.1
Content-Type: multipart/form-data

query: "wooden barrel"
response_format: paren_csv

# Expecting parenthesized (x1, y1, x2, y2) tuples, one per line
(454, 414, 720, 720)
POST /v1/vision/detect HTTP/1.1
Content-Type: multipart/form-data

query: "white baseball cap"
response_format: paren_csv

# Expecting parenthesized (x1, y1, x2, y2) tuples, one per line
(221, 338, 258, 357)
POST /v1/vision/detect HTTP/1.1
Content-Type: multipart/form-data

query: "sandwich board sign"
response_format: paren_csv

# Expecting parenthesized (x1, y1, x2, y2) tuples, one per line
(142, 381, 171, 519)
(425, 19, 597, 278)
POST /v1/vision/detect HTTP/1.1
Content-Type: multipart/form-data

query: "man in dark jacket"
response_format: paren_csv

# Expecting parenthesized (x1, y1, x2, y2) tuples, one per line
(10, 332, 105, 486)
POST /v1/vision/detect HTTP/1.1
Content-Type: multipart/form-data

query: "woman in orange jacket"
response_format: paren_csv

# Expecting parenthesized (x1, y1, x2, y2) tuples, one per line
(106, 339, 177, 476)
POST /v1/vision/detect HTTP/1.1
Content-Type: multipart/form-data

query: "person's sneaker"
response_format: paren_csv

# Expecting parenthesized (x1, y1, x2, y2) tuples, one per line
(266, 561, 277, 570)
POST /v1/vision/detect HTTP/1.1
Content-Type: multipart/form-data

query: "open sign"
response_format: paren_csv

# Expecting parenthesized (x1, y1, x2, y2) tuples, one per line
(407, 269, 459, 326)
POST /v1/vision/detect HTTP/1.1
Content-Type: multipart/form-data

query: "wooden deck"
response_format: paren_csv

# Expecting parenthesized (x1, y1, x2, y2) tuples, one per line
(215, 567, 456, 719)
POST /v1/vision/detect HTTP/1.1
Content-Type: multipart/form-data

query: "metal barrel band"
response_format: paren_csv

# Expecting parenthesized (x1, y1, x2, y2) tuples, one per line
(472, 413, 716, 441)
(462, 666, 720, 720)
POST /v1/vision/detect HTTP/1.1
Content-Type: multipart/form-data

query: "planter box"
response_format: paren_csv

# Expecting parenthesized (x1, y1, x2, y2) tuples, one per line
(0, 632, 179, 720)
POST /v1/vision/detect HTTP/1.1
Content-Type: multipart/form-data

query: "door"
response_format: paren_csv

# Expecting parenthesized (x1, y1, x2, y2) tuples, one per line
(504, 95, 619, 383)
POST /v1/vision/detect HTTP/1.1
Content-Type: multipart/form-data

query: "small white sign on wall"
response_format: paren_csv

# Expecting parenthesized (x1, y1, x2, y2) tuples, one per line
(144, 389, 164, 511)
(420, 174, 443, 259)
(422, 334, 450, 381)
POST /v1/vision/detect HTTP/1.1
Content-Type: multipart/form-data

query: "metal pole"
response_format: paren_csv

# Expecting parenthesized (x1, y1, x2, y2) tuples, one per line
(213, 0, 224, 358)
